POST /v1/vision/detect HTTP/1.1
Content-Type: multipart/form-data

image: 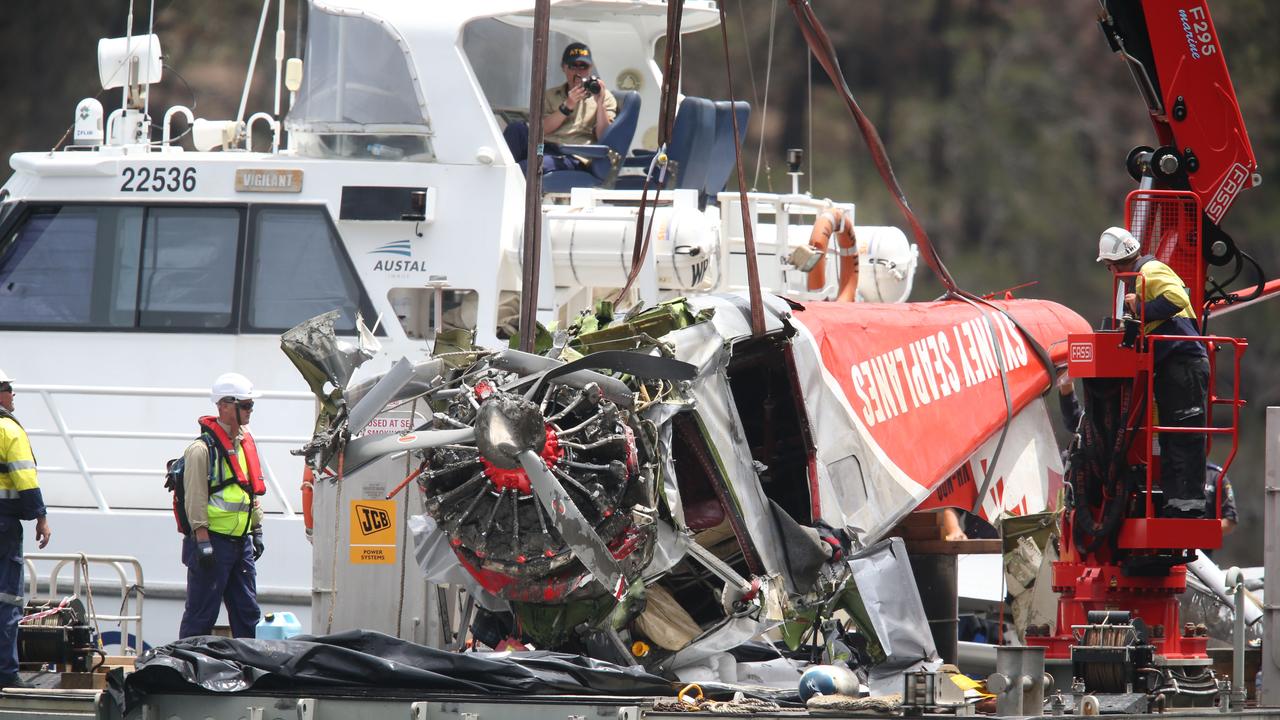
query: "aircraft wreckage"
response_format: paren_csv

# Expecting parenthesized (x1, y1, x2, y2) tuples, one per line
(285, 289, 1088, 676)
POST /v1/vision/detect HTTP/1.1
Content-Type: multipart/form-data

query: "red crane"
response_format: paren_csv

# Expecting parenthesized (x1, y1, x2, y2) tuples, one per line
(1026, 0, 1260, 697)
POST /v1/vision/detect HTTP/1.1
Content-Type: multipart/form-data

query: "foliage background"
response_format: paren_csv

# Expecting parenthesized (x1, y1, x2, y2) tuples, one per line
(1, 1, 1277, 565)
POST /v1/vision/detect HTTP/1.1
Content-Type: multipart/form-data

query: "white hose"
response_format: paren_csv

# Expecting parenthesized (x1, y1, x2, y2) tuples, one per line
(1188, 553, 1262, 625)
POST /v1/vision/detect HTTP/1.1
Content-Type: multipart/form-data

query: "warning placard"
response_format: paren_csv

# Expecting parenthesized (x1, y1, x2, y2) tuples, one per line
(349, 499, 397, 564)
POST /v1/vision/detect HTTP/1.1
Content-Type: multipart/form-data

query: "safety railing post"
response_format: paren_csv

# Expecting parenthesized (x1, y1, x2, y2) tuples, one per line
(24, 384, 311, 517)
(25, 553, 146, 655)
(37, 389, 110, 512)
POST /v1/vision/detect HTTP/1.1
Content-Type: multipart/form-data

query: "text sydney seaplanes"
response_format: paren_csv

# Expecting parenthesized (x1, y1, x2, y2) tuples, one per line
(848, 312, 1032, 428)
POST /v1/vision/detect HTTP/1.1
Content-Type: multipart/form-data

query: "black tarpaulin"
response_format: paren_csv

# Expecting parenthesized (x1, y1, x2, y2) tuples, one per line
(108, 630, 673, 714)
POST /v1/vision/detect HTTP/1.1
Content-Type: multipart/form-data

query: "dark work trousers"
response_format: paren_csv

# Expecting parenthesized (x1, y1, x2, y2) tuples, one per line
(0, 517, 23, 678)
(502, 121, 584, 173)
(179, 532, 260, 638)
(1153, 352, 1210, 517)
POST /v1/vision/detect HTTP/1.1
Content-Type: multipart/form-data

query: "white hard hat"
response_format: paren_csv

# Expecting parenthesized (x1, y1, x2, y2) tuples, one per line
(210, 372, 262, 403)
(0, 368, 13, 384)
(1097, 226, 1140, 263)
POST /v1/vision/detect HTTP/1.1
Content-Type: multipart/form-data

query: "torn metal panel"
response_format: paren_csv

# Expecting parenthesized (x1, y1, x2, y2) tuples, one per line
(1183, 553, 1263, 644)
(408, 513, 509, 612)
(768, 499, 831, 594)
(1009, 537, 1059, 641)
(846, 537, 940, 691)
(683, 293, 792, 340)
(659, 315, 788, 580)
(650, 408, 685, 530)
(280, 310, 379, 412)
(687, 373, 785, 580)
(1187, 553, 1263, 627)
(787, 315, 918, 542)
(644, 520, 687, 579)
(662, 614, 780, 673)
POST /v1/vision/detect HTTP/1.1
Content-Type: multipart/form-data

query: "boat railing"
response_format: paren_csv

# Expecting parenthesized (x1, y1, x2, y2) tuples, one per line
(22, 383, 312, 514)
(716, 191, 852, 299)
(24, 552, 145, 656)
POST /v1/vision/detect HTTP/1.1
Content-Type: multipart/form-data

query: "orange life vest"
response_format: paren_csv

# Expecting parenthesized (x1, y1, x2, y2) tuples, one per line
(197, 416, 267, 496)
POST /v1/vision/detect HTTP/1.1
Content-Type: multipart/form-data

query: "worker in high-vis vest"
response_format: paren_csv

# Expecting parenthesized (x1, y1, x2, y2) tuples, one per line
(178, 372, 268, 639)
(1097, 226, 1210, 519)
(0, 369, 51, 689)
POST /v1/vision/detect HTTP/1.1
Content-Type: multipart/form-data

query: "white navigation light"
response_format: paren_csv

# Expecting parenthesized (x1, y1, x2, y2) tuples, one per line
(856, 226, 919, 303)
(73, 98, 104, 146)
(97, 35, 164, 90)
(285, 58, 304, 93)
(192, 119, 239, 151)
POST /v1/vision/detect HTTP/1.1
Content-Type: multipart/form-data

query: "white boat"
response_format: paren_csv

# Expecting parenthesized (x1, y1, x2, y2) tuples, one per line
(0, 0, 919, 651)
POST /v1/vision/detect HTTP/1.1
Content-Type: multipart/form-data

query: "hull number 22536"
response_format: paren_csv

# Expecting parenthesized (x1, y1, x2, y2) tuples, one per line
(120, 166, 197, 193)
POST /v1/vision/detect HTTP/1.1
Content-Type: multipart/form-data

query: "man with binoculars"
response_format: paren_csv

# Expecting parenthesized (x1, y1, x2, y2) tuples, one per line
(503, 42, 617, 172)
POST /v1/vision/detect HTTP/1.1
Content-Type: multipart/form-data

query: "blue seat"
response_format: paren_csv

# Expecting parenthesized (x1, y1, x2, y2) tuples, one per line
(703, 100, 750, 203)
(616, 96, 717, 192)
(542, 90, 641, 192)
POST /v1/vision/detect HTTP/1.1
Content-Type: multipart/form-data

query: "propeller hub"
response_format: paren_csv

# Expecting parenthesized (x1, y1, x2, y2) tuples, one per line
(474, 394, 546, 469)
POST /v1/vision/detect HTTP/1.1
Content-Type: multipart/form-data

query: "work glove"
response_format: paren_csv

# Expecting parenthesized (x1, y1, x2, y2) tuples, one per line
(196, 540, 216, 570)
(252, 529, 265, 561)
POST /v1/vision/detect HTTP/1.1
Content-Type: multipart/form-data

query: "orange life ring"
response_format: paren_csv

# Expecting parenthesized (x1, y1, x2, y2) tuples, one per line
(805, 209, 859, 301)
(301, 465, 315, 534)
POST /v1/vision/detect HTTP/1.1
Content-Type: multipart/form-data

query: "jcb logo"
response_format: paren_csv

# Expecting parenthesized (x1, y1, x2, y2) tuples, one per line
(356, 504, 392, 536)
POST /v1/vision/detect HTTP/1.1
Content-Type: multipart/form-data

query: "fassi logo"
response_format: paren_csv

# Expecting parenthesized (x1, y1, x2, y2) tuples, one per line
(1070, 342, 1093, 362)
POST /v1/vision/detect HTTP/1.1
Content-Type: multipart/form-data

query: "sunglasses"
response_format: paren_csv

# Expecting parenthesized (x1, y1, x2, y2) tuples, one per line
(220, 397, 255, 410)
(570, 62, 591, 70)
(0, 384, 11, 393)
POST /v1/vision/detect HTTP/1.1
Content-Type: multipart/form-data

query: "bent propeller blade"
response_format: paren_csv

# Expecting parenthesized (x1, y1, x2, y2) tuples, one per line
(523, 350, 698, 401)
(342, 427, 475, 472)
(518, 449, 625, 597)
(346, 357, 416, 436)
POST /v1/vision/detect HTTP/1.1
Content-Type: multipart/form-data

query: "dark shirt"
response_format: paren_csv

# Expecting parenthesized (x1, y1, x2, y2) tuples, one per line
(1204, 462, 1237, 522)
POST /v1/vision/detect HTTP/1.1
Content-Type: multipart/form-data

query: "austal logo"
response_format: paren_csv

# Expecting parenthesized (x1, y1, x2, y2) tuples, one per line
(370, 240, 412, 257)
(369, 240, 430, 272)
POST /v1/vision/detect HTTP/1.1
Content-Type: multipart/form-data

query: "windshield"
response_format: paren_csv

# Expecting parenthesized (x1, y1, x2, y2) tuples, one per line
(289, 7, 429, 134)
(463, 18, 578, 112)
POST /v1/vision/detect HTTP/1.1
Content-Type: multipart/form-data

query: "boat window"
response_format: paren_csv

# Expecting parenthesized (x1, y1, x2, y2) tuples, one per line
(138, 208, 240, 329)
(463, 18, 578, 114)
(246, 206, 365, 332)
(0, 206, 144, 328)
(0, 204, 240, 332)
(290, 8, 427, 133)
(388, 287, 478, 340)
